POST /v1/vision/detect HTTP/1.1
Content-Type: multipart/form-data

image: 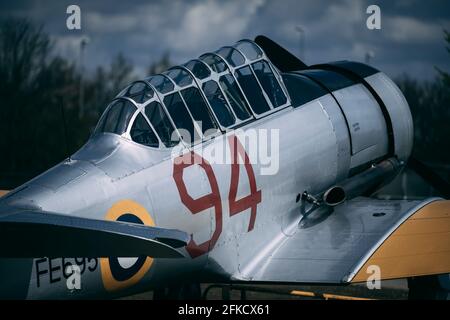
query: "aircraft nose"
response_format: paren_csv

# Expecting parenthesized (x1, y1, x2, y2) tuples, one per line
(0, 184, 49, 211)
(0, 160, 106, 214)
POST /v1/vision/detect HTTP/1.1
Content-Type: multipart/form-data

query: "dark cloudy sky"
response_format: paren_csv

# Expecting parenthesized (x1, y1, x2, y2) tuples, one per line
(1, 0, 449, 80)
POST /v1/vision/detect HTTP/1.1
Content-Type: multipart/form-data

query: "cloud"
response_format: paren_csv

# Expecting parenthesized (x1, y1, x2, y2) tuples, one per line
(85, 12, 138, 33)
(165, 0, 265, 54)
(52, 35, 85, 61)
(308, 0, 365, 40)
(385, 16, 450, 43)
(76, 0, 265, 66)
(3, 0, 449, 80)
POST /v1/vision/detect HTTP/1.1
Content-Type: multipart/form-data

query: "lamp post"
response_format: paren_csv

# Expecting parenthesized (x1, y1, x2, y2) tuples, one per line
(295, 25, 305, 61)
(365, 50, 375, 65)
(79, 36, 90, 119)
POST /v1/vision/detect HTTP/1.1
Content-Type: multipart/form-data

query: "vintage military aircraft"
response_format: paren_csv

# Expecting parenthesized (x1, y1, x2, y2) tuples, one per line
(0, 36, 449, 300)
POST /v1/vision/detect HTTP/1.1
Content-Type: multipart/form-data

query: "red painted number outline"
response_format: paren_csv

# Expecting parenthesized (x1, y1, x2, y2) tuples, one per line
(173, 135, 262, 258)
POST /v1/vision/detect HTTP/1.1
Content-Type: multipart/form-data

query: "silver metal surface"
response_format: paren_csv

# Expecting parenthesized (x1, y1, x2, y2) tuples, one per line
(364, 72, 414, 162)
(240, 197, 439, 284)
(331, 84, 389, 168)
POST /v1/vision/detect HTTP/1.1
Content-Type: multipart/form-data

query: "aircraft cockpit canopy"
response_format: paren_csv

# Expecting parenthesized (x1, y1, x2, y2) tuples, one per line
(94, 39, 290, 149)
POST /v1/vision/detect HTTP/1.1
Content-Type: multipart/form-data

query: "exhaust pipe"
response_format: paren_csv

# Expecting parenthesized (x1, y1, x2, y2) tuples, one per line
(299, 157, 401, 228)
(322, 157, 401, 206)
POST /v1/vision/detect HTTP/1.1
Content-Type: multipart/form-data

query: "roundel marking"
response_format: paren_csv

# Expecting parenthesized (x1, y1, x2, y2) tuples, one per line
(100, 200, 154, 292)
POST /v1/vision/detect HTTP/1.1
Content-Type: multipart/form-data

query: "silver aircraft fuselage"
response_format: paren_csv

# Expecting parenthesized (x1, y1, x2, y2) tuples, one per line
(0, 39, 413, 299)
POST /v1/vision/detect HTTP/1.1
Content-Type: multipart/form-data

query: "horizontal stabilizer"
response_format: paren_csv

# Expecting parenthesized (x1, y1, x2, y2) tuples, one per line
(0, 207, 189, 258)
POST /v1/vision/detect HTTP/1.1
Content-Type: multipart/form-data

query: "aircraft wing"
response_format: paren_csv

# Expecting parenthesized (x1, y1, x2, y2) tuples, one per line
(0, 206, 189, 258)
(236, 197, 450, 284)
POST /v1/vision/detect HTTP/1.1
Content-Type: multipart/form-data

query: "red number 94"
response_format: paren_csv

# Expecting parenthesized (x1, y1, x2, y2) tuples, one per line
(173, 135, 262, 258)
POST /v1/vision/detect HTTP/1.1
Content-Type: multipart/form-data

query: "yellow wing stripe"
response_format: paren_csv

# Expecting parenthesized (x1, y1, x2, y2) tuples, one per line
(290, 290, 373, 300)
(352, 200, 450, 282)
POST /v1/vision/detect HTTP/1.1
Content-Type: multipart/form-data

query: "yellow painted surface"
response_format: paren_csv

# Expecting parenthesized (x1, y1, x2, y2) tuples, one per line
(352, 200, 450, 282)
(322, 293, 373, 301)
(290, 290, 316, 297)
(290, 290, 373, 300)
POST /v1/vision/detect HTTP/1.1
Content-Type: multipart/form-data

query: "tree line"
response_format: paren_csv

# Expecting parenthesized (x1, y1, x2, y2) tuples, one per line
(396, 30, 450, 184)
(0, 18, 170, 188)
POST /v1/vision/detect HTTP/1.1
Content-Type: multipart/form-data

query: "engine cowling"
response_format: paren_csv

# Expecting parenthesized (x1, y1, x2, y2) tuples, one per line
(284, 61, 413, 178)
